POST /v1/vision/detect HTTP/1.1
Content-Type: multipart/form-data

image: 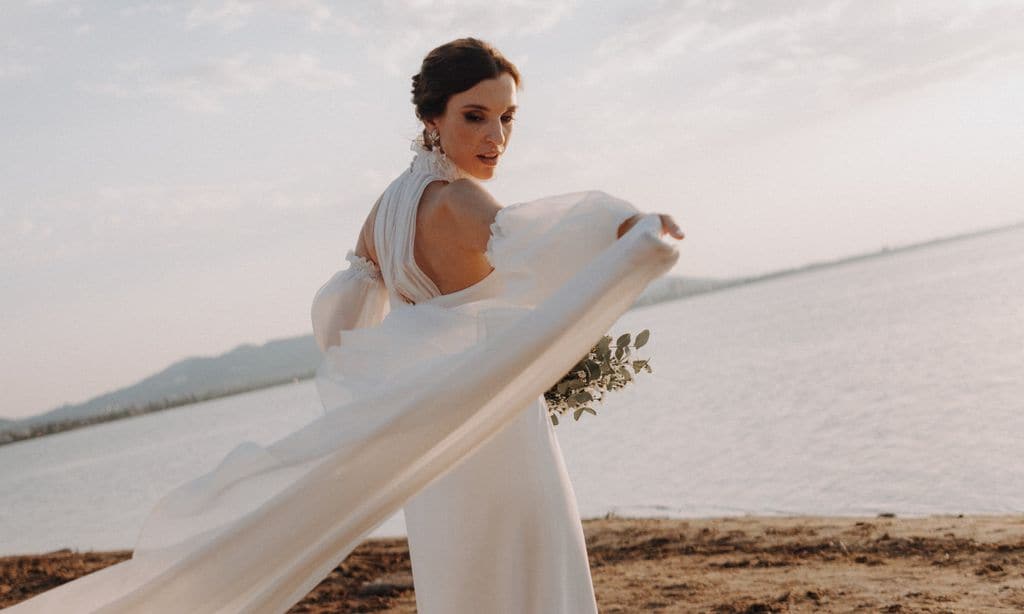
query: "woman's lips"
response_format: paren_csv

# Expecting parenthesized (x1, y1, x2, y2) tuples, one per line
(477, 153, 499, 167)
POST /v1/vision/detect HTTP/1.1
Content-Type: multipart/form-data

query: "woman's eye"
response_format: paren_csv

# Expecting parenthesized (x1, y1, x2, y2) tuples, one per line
(501, 115, 515, 124)
(464, 113, 483, 122)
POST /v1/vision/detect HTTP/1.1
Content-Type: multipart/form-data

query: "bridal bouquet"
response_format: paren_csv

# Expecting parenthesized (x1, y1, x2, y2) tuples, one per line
(545, 329, 653, 425)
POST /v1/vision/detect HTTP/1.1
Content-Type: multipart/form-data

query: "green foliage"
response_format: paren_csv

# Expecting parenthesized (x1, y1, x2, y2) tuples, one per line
(544, 328, 653, 426)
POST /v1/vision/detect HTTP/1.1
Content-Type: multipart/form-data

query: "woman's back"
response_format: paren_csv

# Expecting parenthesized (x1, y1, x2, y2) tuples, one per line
(357, 176, 500, 299)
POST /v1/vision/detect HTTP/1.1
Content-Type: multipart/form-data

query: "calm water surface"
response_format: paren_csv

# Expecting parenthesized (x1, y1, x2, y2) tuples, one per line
(1, 227, 1021, 555)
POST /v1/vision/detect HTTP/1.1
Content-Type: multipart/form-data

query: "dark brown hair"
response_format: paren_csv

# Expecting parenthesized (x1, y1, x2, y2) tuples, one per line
(411, 37, 522, 150)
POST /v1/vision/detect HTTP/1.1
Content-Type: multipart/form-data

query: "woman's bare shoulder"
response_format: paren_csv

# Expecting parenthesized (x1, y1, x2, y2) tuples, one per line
(435, 179, 503, 253)
(442, 178, 501, 209)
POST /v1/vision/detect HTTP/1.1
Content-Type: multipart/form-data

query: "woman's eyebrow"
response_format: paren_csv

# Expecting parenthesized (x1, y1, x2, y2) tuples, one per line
(460, 104, 518, 112)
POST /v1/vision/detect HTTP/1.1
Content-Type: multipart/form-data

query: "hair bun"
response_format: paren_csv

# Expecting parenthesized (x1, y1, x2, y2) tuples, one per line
(409, 38, 521, 126)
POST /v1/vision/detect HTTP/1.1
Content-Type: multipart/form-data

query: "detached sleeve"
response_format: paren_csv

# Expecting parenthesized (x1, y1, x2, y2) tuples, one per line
(310, 250, 390, 352)
(485, 190, 641, 305)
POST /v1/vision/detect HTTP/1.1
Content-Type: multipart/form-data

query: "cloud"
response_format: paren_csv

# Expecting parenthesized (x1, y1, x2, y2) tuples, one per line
(82, 52, 355, 112)
(346, 1, 576, 76)
(21, 0, 96, 40)
(372, 0, 575, 37)
(585, 1, 1024, 99)
(0, 58, 36, 79)
(547, 0, 1024, 160)
(118, 2, 175, 18)
(16, 218, 50, 238)
(185, 0, 256, 31)
(0, 175, 342, 270)
(181, 0, 575, 73)
(185, 0, 573, 34)
(185, 0, 346, 33)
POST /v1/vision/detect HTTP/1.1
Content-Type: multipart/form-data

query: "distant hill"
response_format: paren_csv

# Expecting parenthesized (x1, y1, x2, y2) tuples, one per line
(10, 213, 1020, 439)
(4, 275, 707, 434)
(13, 336, 323, 430)
(12, 210, 1019, 435)
(630, 275, 731, 307)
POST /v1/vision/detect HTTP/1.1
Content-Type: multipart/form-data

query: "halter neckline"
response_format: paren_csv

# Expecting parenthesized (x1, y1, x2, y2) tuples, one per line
(408, 139, 477, 183)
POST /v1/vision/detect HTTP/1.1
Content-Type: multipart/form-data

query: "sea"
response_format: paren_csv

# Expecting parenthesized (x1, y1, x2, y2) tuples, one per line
(1, 225, 1021, 556)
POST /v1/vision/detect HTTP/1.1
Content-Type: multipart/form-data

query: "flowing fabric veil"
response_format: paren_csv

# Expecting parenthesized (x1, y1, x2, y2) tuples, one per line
(3, 146, 679, 613)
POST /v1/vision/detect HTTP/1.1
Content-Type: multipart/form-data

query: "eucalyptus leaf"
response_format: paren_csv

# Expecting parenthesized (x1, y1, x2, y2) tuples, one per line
(547, 328, 655, 426)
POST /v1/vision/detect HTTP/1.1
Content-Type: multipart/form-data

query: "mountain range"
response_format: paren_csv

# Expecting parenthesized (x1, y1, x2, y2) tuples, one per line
(8, 217, 1020, 437)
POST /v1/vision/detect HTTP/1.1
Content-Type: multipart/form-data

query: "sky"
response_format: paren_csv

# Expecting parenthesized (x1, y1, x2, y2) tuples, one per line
(2, 0, 1023, 420)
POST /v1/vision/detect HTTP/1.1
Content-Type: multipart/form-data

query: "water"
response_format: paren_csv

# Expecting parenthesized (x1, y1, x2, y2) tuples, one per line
(1, 227, 1022, 556)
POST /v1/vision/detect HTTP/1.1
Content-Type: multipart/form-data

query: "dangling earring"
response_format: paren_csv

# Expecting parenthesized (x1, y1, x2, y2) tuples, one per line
(429, 129, 446, 161)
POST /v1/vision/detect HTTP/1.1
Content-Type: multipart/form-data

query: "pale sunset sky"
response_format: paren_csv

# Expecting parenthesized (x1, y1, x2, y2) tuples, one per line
(2, 0, 1023, 419)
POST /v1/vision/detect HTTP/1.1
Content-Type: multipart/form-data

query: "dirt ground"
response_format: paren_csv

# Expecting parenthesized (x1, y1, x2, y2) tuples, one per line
(2, 514, 1022, 612)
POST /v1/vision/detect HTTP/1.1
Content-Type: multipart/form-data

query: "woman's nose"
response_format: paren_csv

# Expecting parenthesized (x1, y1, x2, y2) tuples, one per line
(485, 120, 505, 147)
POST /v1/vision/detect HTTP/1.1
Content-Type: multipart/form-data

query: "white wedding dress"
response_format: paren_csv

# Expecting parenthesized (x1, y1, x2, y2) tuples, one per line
(3, 141, 678, 613)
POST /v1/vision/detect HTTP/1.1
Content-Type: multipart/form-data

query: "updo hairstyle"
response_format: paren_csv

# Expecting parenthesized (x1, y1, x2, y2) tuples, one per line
(411, 37, 522, 150)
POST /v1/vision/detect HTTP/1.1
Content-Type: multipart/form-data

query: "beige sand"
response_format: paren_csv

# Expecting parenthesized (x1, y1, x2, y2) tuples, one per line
(3, 514, 1022, 612)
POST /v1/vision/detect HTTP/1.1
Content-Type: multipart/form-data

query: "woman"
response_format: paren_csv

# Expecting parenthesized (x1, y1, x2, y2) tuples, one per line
(318, 38, 683, 613)
(4, 38, 681, 613)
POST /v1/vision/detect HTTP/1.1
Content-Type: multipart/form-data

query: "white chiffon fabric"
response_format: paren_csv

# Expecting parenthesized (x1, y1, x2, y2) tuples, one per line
(309, 249, 389, 352)
(3, 141, 679, 613)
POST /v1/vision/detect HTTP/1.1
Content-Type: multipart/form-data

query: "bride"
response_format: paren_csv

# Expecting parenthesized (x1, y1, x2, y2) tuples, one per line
(4, 38, 682, 613)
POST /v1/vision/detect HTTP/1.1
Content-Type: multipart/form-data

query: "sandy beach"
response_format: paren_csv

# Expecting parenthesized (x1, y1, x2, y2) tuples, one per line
(2, 514, 1022, 612)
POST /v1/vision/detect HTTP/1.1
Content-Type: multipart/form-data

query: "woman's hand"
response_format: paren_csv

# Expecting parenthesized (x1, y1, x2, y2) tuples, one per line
(617, 213, 684, 240)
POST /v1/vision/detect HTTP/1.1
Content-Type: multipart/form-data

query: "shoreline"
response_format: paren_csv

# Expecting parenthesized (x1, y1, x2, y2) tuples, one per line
(6, 220, 1022, 448)
(3, 513, 1022, 612)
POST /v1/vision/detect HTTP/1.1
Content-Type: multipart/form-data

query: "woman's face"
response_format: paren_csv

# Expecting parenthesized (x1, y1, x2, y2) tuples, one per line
(426, 72, 517, 181)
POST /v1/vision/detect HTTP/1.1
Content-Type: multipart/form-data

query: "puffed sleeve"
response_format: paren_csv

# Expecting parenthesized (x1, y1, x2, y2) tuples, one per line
(311, 249, 390, 352)
(485, 190, 641, 305)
